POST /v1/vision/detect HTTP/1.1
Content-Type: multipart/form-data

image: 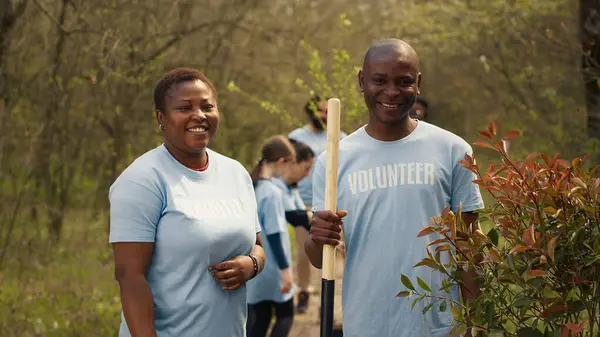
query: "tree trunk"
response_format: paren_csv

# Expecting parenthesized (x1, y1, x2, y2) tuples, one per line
(582, 0, 600, 138)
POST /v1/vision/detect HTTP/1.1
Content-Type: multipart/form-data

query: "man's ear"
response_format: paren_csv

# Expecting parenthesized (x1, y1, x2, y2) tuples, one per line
(416, 72, 422, 96)
(358, 69, 364, 92)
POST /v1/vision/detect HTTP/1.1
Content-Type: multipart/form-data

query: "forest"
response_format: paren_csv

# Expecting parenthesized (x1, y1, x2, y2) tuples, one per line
(1, 0, 599, 336)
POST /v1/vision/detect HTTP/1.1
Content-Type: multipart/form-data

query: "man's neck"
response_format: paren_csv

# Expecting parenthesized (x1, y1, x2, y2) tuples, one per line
(307, 123, 325, 134)
(365, 117, 418, 142)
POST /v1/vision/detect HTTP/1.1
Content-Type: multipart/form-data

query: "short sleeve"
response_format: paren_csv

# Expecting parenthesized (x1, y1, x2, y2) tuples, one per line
(259, 193, 288, 235)
(311, 155, 326, 212)
(108, 178, 164, 243)
(243, 172, 262, 234)
(450, 143, 485, 213)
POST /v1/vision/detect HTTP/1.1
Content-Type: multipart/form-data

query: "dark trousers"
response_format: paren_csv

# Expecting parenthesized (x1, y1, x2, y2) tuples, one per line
(247, 299, 294, 337)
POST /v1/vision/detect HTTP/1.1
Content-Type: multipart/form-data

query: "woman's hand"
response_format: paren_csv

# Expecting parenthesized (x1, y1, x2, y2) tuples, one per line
(280, 268, 293, 293)
(210, 255, 255, 291)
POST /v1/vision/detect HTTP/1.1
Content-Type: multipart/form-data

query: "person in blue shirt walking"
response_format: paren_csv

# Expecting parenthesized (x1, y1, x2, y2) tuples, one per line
(246, 135, 297, 337)
(281, 139, 315, 232)
(409, 96, 429, 121)
(288, 95, 347, 313)
(305, 39, 484, 337)
(109, 67, 266, 337)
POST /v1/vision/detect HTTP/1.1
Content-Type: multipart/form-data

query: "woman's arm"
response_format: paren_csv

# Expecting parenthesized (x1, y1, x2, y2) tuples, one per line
(211, 233, 265, 290)
(285, 210, 311, 231)
(250, 233, 266, 276)
(109, 175, 163, 336)
(113, 243, 157, 337)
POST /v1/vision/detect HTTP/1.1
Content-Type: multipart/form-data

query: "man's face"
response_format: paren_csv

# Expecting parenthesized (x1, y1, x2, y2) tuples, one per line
(358, 54, 421, 125)
(309, 100, 328, 130)
(409, 102, 426, 120)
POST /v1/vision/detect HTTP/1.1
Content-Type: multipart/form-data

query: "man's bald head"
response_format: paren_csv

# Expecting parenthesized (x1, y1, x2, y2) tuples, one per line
(362, 39, 420, 71)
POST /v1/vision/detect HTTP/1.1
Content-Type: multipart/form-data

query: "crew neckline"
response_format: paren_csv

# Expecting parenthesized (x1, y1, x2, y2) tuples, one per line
(160, 144, 214, 180)
(360, 119, 423, 145)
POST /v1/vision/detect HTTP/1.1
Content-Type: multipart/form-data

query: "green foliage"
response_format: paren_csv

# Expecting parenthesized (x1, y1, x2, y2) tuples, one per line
(0, 214, 120, 336)
(399, 122, 600, 336)
(229, 12, 367, 133)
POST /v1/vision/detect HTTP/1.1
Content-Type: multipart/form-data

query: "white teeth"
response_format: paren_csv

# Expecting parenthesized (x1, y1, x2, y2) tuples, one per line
(380, 103, 398, 108)
(188, 127, 207, 133)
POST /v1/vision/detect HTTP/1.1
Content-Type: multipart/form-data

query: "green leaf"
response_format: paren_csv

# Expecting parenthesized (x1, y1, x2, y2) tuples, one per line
(449, 323, 467, 336)
(422, 302, 435, 315)
(517, 327, 544, 337)
(401, 274, 415, 291)
(542, 288, 560, 299)
(397, 291, 411, 297)
(439, 300, 447, 312)
(487, 227, 500, 246)
(513, 296, 538, 307)
(584, 255, 599, 266)
(417, 277, 432, 292)
(450, 302, 462, 318)
(411, 297, 420, 311)
(485, 302, 495, 328)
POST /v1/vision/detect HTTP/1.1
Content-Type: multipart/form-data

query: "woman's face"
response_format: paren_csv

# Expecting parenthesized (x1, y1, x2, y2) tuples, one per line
(286, 157, 314, 184)
(157, 79, 219, 155)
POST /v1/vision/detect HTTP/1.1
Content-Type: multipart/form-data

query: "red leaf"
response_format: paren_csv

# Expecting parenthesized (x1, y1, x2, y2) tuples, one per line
(522, 225, 536, 245)
(472, 179, 485, 186)
(563, 322, 586, 336)
(541, 153, 551, 167)
(427, 238, 450, 247)
(502, 130, 520, 141)
(590, 164, 600, 178)
(479, 130, 493, 139)
(557, 159, 570, 169)
(488, 121, 497, 136)
(527, 269, 548, 277)
(485, 164, 497, 177)
(524, 153, 540, 163)
(486, 185, 501, 192)
(541, 305, 566, 317)
(473, 141, 496, 150)
(417, 226, 437, 237)
(509, 246, 530, 254)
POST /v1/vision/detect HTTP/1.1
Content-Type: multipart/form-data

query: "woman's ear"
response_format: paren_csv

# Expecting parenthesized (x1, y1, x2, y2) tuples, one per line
(156, 109, 165, 126)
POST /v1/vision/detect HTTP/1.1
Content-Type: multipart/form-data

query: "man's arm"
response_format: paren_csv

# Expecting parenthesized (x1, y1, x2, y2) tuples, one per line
(304, 210, 346, 269)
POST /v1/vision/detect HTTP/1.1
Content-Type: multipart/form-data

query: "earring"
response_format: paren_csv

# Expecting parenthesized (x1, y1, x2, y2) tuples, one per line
(159, 124, 165, 132)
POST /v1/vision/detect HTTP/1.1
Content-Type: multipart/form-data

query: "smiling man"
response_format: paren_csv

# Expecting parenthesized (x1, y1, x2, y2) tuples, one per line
(304, 39, 484, 337)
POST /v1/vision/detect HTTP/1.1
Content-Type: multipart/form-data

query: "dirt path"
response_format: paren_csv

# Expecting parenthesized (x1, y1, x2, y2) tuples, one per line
(289, 260, 345, 337)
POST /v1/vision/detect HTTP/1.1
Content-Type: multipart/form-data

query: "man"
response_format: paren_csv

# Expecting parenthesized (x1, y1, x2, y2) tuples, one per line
(304, 39, 483, 337)
(409, 96, 429, 121)
(288, 95, 347, 313)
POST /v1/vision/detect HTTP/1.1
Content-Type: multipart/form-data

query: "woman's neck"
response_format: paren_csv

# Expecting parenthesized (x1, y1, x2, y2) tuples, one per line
(164, 142, 208, 170)
(259, 164, 275, 180)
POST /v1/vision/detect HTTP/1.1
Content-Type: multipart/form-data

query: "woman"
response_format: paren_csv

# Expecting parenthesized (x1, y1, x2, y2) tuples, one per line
(109, 67, 266, 337)
(281, 139, 315, 232)
(246, 135, 296, 337)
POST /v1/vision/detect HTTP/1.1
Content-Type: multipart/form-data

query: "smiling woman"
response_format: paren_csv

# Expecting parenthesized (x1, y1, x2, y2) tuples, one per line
(108, 67, 266, 337)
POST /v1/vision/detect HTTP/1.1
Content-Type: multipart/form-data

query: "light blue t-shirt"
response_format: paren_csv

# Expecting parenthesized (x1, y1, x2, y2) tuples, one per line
(288, 125, 347, 205)
(246, 178, 296, 304)
(277, 179, 306, 212)
(312, 122, 484, 337)
(109, 144, 261, 337)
